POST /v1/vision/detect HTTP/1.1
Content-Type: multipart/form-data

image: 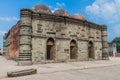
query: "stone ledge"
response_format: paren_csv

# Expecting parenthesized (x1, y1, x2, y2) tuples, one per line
(18, 61, 32, 66)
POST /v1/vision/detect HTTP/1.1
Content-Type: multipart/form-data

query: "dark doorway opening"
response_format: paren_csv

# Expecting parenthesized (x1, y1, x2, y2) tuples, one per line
(70, 40, 77, 59)
(88, 41, 94, 59)
(47, 38, 54, 60)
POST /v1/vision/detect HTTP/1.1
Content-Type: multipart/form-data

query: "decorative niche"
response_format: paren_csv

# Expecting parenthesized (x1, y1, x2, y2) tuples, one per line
(37, 24, 43, 33)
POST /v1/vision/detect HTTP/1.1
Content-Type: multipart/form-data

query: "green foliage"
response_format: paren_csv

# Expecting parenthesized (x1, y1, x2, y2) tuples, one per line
(112, 37, 120, 52)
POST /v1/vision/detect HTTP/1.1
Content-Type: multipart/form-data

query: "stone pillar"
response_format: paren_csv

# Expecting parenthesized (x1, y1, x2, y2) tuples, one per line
(101, 25, 109, 60)
(18, 9, 32, 65)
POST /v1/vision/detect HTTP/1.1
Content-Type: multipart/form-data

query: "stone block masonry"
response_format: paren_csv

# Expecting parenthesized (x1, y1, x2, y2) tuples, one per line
(3, 4, 109, 65)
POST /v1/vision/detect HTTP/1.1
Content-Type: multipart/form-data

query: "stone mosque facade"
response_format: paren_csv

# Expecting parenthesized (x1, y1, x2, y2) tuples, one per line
(3, 4, 109, 65)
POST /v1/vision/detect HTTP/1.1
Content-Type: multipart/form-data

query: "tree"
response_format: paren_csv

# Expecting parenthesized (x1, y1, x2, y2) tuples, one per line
(112, 37, 120, 52)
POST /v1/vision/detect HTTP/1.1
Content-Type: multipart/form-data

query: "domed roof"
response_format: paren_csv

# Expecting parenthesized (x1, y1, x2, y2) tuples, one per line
(54, 9, 69, 16)
(73, 14, 86, 21)
(33, 4, 51, 13)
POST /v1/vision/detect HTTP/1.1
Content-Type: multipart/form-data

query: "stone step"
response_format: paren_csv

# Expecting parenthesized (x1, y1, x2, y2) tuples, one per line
(19, 54, 31, 56)
(19, 57, 31, 59)
(19, 55, 31, 57)
(45, 60, 55, 63)
(18, 58, 32, 61)
(89, 58, 94, 61)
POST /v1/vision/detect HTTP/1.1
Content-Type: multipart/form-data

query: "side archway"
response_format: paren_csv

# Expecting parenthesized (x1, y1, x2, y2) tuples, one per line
(46, 38, 55, 60)
(70, 40, 77, 59)
(88, 41, 94, 59)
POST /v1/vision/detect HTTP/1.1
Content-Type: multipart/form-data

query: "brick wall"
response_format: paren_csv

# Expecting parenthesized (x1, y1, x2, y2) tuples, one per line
(115, 53, 120, 57)
(9, 21, 20, 59)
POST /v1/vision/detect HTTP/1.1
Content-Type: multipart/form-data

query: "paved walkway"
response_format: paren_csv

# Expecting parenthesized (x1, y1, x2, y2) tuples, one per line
(0, 56, 120, 79)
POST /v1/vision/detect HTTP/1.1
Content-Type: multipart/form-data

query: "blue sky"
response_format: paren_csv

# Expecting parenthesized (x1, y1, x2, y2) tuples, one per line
(0, 0, 120, 48)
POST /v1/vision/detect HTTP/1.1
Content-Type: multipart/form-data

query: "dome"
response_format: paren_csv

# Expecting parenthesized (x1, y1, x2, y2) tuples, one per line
(73, 14, 86, 21)
(33, 4, 51, 13)
(54, 9, 69, 16)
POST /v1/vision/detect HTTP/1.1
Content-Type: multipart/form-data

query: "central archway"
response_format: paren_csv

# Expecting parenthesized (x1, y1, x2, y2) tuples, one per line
(46, 38, 54, 60)
(70, 40, 77, 59)
(88, 41, 94, 59)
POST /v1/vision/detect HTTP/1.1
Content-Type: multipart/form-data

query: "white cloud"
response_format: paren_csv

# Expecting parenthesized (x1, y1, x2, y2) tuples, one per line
(0, 16, 18, 22)
(86, 0, 118, 22)
(56, 2, 65, 7)
(51, 8, 59, 13)
(85, 0, 120, 41)
(50, 2, 65, 13)
(0, 31, 6, 36)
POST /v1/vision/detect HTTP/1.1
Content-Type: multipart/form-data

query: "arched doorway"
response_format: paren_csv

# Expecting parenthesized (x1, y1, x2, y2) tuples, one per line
(88, 41, 94, 59)
(46, 38, 54, 60)
(70, 40, 77, 59)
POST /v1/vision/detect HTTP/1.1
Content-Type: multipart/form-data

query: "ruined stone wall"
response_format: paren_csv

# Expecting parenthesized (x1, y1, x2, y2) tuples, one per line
(3, 5, 109, 65)
(31, 12, 104, 63)
(3, 21, 20, 59)
(3, 32, 10, 59)
(9, 21, 20, 59)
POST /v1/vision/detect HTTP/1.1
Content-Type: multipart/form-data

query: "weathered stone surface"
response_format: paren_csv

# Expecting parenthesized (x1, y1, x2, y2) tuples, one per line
(32, 4, 51, 13)
(54, 9, 69, 16)
(7, 68, 37, 77)
(73, 14, 86, 21)
(3, 4, 109, 65)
